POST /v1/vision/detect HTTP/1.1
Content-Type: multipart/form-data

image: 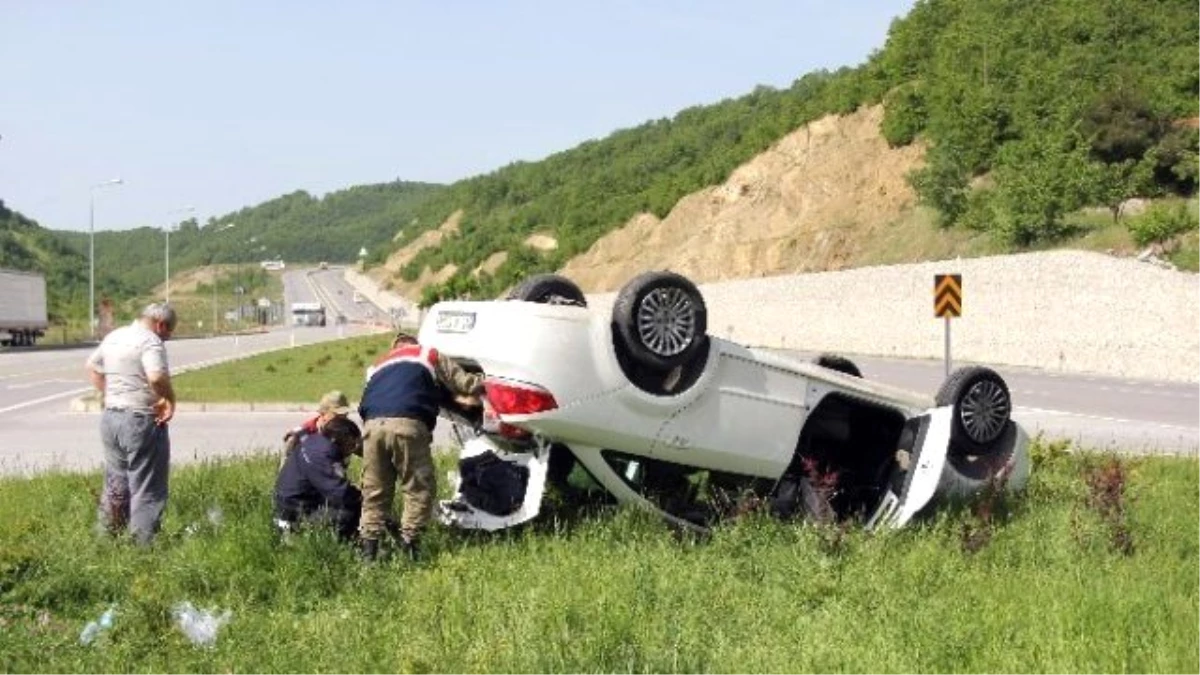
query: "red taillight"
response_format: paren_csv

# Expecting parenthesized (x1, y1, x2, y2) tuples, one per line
(483, 377, 558, 416)
(482, 378, 558, 440)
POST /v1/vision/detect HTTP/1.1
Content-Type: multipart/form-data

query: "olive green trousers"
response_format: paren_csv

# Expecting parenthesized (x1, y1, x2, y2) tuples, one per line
(359, 417, 434, 540)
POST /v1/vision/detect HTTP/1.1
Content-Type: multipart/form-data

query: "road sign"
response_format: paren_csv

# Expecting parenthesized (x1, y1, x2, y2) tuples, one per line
(934, 274, 962, 318)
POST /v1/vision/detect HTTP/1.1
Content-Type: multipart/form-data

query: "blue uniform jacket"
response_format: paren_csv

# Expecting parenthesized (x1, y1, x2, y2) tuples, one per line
(274, 432, 362, 520)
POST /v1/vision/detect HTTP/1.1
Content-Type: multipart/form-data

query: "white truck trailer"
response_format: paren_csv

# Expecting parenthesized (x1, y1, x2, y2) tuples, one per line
(290, 301, 327, 327)
(0, 268, 49, 347)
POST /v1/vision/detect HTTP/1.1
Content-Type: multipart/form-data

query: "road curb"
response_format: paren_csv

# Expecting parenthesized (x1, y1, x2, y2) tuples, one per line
(69, 396, 329, 414)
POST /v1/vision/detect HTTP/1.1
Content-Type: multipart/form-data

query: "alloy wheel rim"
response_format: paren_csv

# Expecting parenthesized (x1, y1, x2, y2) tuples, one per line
(960, 379, 1010, 444)
(636, 287, 696, 357)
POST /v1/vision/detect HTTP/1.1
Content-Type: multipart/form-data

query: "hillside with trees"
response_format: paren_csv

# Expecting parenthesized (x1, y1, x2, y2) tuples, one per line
(377, 0, 1196, 303)
(1, 200, 136, 330)
(4, 180, 442, 334)
(51, 180, 444, 298)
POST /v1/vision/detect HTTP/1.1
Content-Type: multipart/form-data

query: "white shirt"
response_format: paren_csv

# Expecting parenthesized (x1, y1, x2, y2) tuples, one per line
(86, 321, 170, 412)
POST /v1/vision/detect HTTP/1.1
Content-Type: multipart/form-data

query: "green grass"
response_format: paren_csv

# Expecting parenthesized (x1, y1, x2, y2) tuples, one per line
(859, 198, 1200, 273)
(173, 333, 393, 403)
(0, 443, 1196, 673)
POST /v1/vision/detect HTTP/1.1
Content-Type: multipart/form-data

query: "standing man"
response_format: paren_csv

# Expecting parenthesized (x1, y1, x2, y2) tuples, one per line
(357, 332, 482, 560)
(85, 302, 178, 545)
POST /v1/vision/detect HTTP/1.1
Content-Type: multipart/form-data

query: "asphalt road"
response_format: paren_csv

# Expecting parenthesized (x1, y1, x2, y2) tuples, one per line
(773, 349, 1198, 455)
(0, 269, 1195, 477)
(1, 266, 395, 476)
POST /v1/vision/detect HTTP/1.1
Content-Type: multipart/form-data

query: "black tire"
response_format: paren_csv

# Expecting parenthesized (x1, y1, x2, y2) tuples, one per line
(612, 271, 707, 371)
(935, 366, 1012, 453)
(814, 353, 862, 377)
(506, 274, 587, 307)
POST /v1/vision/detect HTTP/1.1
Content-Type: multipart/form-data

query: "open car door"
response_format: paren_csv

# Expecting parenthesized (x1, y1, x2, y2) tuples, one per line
(866, 406, 953, 530)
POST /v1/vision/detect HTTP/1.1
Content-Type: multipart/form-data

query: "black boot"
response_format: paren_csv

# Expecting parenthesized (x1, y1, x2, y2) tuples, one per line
(399, 535, 420, 562)
(358, 538, 380, 561)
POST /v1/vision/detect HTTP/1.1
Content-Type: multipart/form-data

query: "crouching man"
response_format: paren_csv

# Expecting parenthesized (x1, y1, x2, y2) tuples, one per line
(273, 415, 364, 541)
(280, 390, 353, 468)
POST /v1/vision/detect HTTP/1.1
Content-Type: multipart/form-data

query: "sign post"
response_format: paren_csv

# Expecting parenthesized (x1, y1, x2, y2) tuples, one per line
(934, 274, 962, 378)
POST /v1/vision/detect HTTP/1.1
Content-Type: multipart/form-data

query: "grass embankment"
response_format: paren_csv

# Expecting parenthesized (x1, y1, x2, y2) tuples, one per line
(0, 445, 1196, 673)
(851, 198, 1199, 273)
(173, 333, 393, 403)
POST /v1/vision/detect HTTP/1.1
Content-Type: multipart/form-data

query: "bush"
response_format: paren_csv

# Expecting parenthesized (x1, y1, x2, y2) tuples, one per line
(910, 149, 970, 228)
(1127, 202, 1197, 246)
(881, 83, 926, 147)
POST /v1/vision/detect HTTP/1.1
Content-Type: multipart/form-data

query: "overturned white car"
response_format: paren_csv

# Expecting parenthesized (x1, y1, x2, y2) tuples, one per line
(420, 271, 1030, 533)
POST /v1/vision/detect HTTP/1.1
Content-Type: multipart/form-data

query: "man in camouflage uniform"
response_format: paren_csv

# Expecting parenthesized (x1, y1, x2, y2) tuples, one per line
(357, 332, 482, 559)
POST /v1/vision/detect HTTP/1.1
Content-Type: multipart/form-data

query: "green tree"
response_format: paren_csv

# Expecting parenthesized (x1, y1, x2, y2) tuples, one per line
(1126, 201, 1197, 246)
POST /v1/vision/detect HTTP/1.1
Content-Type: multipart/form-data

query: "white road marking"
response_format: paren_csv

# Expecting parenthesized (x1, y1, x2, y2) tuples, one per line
(1015, 406, 1199, 432)
(0, 387, 92, 415)
(4, 378, 81, 389)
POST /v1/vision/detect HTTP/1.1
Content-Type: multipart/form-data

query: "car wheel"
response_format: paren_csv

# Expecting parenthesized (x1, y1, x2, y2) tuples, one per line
(813, 353, 862, 377)
(506, 274, 587, 307)
(612, 271, 707, 371)
(935, 366, 1012, 454)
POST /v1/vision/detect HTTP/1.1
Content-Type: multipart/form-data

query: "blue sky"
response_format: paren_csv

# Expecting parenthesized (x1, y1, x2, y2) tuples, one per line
(1, 1, 914, 233)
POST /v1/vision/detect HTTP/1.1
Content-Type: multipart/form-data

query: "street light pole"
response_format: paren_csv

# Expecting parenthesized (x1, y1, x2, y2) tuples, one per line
(89, 178, 124, 339)
(234, 236, 257, 326)
(164, 206, 195, 302)
(211, 222, 235, 335)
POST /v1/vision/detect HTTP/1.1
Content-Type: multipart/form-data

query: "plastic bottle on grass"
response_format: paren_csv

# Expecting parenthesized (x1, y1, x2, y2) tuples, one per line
(79, 606, 116, 645)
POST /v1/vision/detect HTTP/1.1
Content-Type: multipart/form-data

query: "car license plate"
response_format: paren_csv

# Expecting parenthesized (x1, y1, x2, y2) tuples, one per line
(436, 310, 476, 333)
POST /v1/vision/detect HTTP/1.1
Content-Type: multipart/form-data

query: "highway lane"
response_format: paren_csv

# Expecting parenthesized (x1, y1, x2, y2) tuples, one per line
(283, 266, 395, 327)
(771, 349, 1198, 454)
(772, 350, 1199, 428)
(1, 266, 393, 476)
(0, 323, 385, 414)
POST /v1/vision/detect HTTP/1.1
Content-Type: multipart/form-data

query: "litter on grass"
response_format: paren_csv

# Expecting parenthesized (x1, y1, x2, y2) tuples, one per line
(79, 606, 116, 645)
(172, 601, 232, 647)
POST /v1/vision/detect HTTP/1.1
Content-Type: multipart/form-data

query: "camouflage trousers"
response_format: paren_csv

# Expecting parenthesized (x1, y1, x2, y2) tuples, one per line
(358, 417, 434, 541)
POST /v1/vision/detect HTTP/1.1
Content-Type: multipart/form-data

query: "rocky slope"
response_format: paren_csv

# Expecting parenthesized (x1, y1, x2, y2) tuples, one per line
(559, 106, 926, 291)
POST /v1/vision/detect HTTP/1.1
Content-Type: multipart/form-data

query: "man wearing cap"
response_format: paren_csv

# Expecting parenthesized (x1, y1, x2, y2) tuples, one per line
(357, 331, 482, 560)
(85, 302, 178, 545)
(280, 390, 353, 466)
(274, 415, 364, 540)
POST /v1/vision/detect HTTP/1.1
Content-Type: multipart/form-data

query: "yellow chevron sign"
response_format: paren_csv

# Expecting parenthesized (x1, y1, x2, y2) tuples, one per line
(934, 274, 962, 318)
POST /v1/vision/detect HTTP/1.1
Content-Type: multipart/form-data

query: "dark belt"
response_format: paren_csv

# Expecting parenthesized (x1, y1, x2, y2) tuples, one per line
(104, 407, 153, 416)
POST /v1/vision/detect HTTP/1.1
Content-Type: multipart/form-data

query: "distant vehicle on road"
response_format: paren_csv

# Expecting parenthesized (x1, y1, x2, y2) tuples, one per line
(0, 268, 48, 347)
(319, 261, 329, 270)
(261, 259, 286, 271)
(290, 302, 326, 327)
